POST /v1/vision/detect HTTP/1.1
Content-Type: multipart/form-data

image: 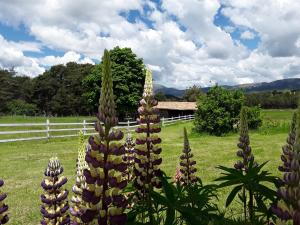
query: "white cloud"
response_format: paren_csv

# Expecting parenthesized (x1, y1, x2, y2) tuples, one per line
(38, 51, 94, 66)
(240, 30, 255, 40)
(0, 0, 300, 88)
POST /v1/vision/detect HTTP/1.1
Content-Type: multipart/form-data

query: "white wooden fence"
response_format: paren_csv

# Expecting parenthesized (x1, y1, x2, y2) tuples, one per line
(0, 115, 194, 143)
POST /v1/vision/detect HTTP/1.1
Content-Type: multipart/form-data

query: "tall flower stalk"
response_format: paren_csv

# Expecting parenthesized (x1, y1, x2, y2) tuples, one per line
(70, 131, 89, 224)
(235, 107, 255, 221)
(134, 68, 162, 199)
(81, 49, 127, 225)
(179, 127, 197, 186)
(278, 112, 297, 173)
(272, 110, 300, 225)
(40, 157, 70, 225)
(234, 107, 254, 172)
(0, 179, 8, 224)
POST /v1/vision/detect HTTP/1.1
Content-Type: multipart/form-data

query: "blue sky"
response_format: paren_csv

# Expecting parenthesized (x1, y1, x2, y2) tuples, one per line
(0, 0, 300, 89)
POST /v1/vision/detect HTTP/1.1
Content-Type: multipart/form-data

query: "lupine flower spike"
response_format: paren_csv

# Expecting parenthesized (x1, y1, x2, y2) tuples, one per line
(179, 127, 197, 185)
(70, 131, 89, 224)
(0, 179, 8, 224)
(123, 132, 135, 181)
(134, 68, 163, 199)
(234, 107, 255, 172)
(278, 112, 297, 173)
(40, 157, 70, 225)
(81, 49, 127, 225)
(272, 110, 300, 225)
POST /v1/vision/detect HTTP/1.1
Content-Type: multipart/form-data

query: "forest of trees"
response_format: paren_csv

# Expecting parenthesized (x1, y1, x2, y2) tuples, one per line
(0, 47, 146, 119)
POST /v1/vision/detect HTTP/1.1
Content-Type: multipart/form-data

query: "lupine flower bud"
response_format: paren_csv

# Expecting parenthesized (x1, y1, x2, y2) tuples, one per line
(177, 127, 198, 186)
(80, 49, 127, 225)
(40, 157, 70, 225)
(134, 68, 163, 199)
(0, 179, 8, 224)
(235, 107, 255, 172)
(273, 110, 300, 224)
(70, 131, 89, 224)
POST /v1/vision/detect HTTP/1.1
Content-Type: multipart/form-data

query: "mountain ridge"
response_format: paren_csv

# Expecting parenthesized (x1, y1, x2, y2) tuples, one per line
(154, 78, 300, 97)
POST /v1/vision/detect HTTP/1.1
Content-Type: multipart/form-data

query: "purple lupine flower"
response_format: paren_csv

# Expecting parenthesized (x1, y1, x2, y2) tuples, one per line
(178, 127, 198, 186)
(133, 69, 163, 199)
(0, 179, 8, 224)
(272, 110, 300, 225)
(80, 50, 127, 225)
(234, 107, 255, 172)
(40, 157, 70, 225)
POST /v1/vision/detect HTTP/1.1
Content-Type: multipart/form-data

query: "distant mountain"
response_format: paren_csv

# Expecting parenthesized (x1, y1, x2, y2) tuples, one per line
(154, 83, 185, 97)
(154, 78, 300, 97)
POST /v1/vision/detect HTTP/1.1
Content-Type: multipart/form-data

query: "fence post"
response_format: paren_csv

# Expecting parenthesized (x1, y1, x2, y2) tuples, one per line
(46, 119, 50, 139)
(83, 120, 87, 135)
(127, 120, 130, 131)
(184, 115, 187, 120)
(162, 117, 165, 127)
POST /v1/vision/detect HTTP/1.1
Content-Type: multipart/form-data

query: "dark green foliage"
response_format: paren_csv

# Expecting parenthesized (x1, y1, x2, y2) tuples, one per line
(32, 62, 94, 116)
(216, 161, 278, 224)
(154, 92, 167, 101)
(194, 86, 244, 136)
(0, 69, 34, 115)
(246, 91, 298, 109)
(6, 99, 38, 116)
(183, 85, 202, 102)
(244, 106, 262, 129)
(83, 46, 146, 119)
(128, 174, 219, 225)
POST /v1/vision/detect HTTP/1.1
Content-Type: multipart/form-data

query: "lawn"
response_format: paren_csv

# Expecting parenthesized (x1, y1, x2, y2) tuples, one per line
(0, 109, 295, 224)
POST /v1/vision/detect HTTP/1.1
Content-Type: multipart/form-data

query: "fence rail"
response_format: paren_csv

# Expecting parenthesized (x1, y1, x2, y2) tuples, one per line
(0, 115, 194, 143)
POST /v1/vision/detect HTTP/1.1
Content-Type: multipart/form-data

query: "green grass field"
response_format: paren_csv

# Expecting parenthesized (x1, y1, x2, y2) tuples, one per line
(0, 109, 295, 224)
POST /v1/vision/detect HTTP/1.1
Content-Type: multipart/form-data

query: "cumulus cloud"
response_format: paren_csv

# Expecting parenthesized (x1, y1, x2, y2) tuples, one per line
(0, 0, 300, 88)
(240, 30, 255, 40)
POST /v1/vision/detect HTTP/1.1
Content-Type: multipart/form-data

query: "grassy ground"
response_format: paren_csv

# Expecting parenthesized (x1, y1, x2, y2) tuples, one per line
(0, 109, 295, 224)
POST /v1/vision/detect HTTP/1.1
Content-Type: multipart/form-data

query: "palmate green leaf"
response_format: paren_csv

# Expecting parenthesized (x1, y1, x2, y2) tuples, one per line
(151, 190, 170, 206)
(226, 185, 243, 207)
(160, 176, 176, 204)
(164, 208, 175, 225)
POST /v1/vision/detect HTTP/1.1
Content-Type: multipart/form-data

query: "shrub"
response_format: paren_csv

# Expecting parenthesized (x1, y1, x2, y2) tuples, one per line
(244, 106, 262, 129)
(6, 99, 38, 116)
(194, 86, 244, 136)
(0, 179, 9, 224)
(40, 157, 70, 225)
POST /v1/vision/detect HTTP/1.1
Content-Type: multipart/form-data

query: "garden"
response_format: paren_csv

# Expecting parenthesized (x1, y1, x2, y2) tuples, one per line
(0, 50, 299, 225)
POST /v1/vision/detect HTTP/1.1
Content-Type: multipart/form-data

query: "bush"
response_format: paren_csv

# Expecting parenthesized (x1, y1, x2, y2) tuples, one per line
(6, 99, 38, 116)
(244, 106, 262, 129)
(194, 86, 244, 136)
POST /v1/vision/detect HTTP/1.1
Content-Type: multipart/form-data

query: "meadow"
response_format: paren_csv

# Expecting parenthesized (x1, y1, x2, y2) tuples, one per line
(0, 109, 294, 224)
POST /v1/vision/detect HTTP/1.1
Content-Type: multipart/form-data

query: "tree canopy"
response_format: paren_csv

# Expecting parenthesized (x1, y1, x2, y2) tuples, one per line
(83, 46, 146, 119)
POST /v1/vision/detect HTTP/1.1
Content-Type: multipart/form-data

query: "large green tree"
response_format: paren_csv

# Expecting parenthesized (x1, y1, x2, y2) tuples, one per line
(183, 85, 203, 102)
(83, 46, 146, 119)
(194, 86, 244, 136)
(32, 62, 94, 116)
